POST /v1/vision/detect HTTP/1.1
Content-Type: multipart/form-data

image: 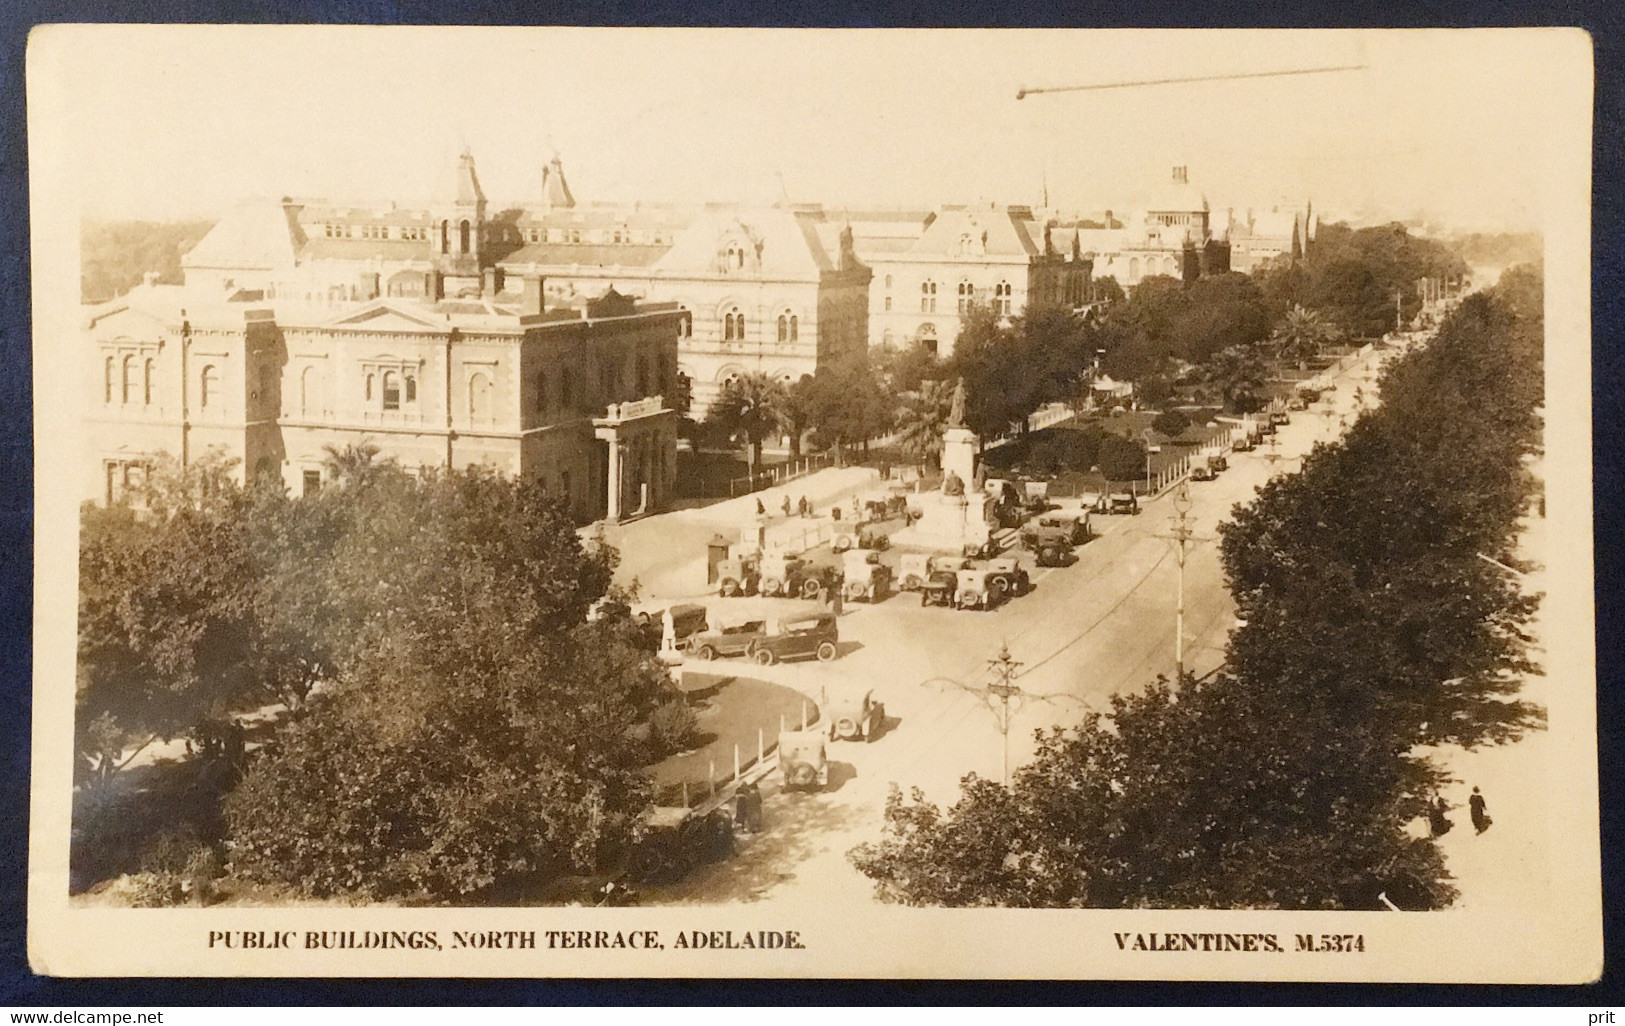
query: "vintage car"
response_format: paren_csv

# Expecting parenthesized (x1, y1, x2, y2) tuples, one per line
(1211, 453, 1229, 472)
(747, 612, 840, 665)
(1232, 434, 1257, 452)
(1269, 410, 1292, 426)
(778, 729, 830, 791)
(793, 563, 843, 601)
(627, 805, 734, 885)
(1034, 539, 1073, 567)
(895, 553, 966, 592)
(1190, 454, 1217, 481)
(826, 688, 885, 742)
(629, 603, 708, 646)
(1021, 510, 1091, 548)
(756, 553, 804, 598)
(955, 567, 1003, 610)
(841, 550, 893, 603)
(1287, 396, 1310, 412)
(686, 619, 768, 661)
(1107, 492, 1140, 515)
(715, 555, 760, 597)
(984, 557, 1030, 598)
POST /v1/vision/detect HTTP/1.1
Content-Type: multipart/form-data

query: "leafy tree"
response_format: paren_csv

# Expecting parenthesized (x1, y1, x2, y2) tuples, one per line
(803, 357, 892, 459)
(1169, 273, 1269, 365)
(320, 441, 393, 489)
(81, 218, 215, 303)
(223, 467, 657, 900)
(1090, 275, 1125, 305)
(949, 304, 1030, 440)
(1097, 433, 1146, 483)
(1150, 409, 1191, 437)
(704, 372, 790, 476)
(76, 458, 256, 781)
(781, 374, 817, 459)
(1204, 343, 1269, 413)
(874, 339, 946, 395)
(850, 675, 1452, 910)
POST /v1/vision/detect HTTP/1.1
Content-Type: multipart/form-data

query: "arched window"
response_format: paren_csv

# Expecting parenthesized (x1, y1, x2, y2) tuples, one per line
(637, 356, 651, 397)
(882, 329, 895, 346)
(468, 372, 492, 423)
(144, 359, 155, 405)
(959, 233, 974, 255)
(725, 241, 745, 270)
(1129, 257, 1141, 282)
(724, 307, 744, 341)
(677, 304, 692, 338)
(777, 314, 788, 342)
(440, 220, 449, 254)
(1165, 255, 1178, 275)
(459, 220, 472, 254)
(199, 365, 219, 410)
(365, 373, 374, 403)
(884, 297, 892, 312)
(382, 370, 401, 411)
(405, 374, 416, 403)
(884, 274, 893, 289)
(535, 370, 549, 413)
(957, 281, 974, 315)
(600, 360, 617, 402)
(300, 366, 318, 417)
(920, 280, 937, 313)
(560, 368, 574, 411)
(995, 280, 1013, 316)
(104, 356, 114, 404)
(121, 355, 136, 404)
(918, 323, 938, 356)
(789, 315, 798, 342)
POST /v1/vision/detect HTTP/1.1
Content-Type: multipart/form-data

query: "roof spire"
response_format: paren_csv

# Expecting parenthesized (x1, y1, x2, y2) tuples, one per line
(541, 151, 575, 212)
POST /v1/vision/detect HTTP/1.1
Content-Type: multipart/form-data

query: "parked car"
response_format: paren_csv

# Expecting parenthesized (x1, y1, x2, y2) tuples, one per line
(984, 557, 1030, 598)
(1034, 540, 1073, 567)
(841, 550, 893, 603)
(1210, 453, 1229, 472)
(631, 603, 709, 646)
(715, 555, 760, 597)
(1287, 396, 1309, 412)
(1269, 410, 1291, 426)
(778, 730, 829, 791)
(686, 619, 768, 661)
(748, 612, 840, 665)
(919, 569, 958, 607)
(826, 688, 885, 742)
(627, 805, 734, 885)
(1021, 510, 1091, 548)
(896, 553, 967, 591)
(1107, 492, 1140, 515)
(756, 553, 807, 598)
(1190, 454, 1217, 481)
(955, 567, 1002, 610)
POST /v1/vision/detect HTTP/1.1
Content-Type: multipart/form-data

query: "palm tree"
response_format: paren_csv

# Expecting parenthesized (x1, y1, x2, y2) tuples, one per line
(893, 378, 953, 469)
(704, 372, 790, 477)
(1270, 304, 1339, 371)
(321, 441, 391, 488)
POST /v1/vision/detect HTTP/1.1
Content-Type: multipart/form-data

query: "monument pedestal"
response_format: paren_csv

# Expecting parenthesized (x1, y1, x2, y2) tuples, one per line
(891, 490, 995, 555)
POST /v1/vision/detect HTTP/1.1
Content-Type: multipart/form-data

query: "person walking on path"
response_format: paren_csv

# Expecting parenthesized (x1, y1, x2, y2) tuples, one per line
(781, 494, 791, 518)
(1428, 795, 1453, 838)
(756, 497, 766, 516)
(1469, 786, 1492, 834)
(831, 584, 844, 618)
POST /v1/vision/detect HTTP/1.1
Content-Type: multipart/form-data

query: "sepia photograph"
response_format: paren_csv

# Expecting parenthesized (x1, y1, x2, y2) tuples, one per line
(23, 24, 1599, 981)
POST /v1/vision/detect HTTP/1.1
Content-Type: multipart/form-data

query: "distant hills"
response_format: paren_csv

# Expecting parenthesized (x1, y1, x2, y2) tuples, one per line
(81, 218, 216, 304)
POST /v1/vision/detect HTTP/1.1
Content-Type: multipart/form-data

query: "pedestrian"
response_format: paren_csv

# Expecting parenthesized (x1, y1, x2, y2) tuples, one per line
(1428, 795, 1452, 838)
(755, 497, 766, 516)
(831, 583, 844, 617)
(798, 496, 809, 518)
(852, 496, 861, 521)
(781, 494, 791, 518)
(831, 506, 841, 521)
(1469, 786, 1492, 834)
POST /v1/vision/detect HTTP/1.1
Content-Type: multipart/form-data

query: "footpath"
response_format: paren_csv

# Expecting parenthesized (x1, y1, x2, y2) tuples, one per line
(591, 466, 890, 605)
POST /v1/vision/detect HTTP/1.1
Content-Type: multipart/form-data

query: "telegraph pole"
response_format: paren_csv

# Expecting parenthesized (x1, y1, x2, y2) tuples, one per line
(1154, 484, 1207, 681)
(986, 644, 1024, 785)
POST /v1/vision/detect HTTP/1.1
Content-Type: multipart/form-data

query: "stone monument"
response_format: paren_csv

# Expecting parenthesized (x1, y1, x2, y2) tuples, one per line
(890, 378, 997, 555)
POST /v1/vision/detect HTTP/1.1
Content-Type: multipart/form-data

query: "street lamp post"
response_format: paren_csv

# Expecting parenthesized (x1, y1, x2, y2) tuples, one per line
(985, 644, 1024, 786)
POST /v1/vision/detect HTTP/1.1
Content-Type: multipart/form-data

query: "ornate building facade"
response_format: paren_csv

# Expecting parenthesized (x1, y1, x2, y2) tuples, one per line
(181, 151, 873, 417)
(85, 275, 681, 524)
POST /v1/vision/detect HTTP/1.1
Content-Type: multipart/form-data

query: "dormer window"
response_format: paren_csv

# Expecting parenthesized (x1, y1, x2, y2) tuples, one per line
(724, 241, 746, 271)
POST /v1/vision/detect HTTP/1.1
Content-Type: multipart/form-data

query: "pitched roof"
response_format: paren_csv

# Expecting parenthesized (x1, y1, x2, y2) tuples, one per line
(500, 243, 670, 270)
(909, 206, 1042, 259)
(183, 200, 305, 271)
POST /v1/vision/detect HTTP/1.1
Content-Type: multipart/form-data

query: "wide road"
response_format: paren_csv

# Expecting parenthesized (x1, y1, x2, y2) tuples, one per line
(640, 349, 1389, 907)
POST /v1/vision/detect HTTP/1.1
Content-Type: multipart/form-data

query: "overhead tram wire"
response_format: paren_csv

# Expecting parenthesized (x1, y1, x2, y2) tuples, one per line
(1015, 64, 1368, 101)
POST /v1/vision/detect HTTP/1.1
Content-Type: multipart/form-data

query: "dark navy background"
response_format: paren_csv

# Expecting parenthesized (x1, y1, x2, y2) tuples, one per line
(0, 0, 1617, 1005)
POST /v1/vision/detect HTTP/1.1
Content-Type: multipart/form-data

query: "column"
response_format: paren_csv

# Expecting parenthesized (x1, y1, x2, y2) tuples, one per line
(605, 434, 622, 521)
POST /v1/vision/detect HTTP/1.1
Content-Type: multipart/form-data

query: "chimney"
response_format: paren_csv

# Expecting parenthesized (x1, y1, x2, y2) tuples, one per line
(521, 275, 546, 317)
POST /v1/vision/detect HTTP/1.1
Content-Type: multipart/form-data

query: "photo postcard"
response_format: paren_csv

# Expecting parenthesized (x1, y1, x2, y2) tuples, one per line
(23, 24, 1601, 981)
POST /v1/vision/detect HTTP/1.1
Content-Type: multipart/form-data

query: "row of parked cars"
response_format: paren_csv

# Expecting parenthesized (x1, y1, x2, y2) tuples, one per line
(715, 549, 894, 603)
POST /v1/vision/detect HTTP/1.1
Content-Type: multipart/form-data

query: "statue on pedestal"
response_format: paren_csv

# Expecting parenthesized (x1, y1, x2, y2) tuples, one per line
(947, 377, 968, 429)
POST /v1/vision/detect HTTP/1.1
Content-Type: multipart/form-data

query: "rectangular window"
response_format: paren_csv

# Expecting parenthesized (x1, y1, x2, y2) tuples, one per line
(303, 470, 321, 496)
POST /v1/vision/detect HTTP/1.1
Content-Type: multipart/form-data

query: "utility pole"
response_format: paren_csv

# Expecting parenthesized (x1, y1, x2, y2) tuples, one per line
(986, 644, 1024, 785)
(1154, 484, 1207, 681)
(928, 644, 1082, 785)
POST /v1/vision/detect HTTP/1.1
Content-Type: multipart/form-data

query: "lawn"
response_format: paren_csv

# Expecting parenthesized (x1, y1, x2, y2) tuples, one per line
(651, 673, 817, 804)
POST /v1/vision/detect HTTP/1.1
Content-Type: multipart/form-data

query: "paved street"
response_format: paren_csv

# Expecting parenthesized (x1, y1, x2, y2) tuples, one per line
(633, 349, 1390, 906)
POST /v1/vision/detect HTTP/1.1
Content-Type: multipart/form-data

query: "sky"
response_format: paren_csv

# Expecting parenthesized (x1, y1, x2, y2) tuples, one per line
(30, 26, 1586, 231)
